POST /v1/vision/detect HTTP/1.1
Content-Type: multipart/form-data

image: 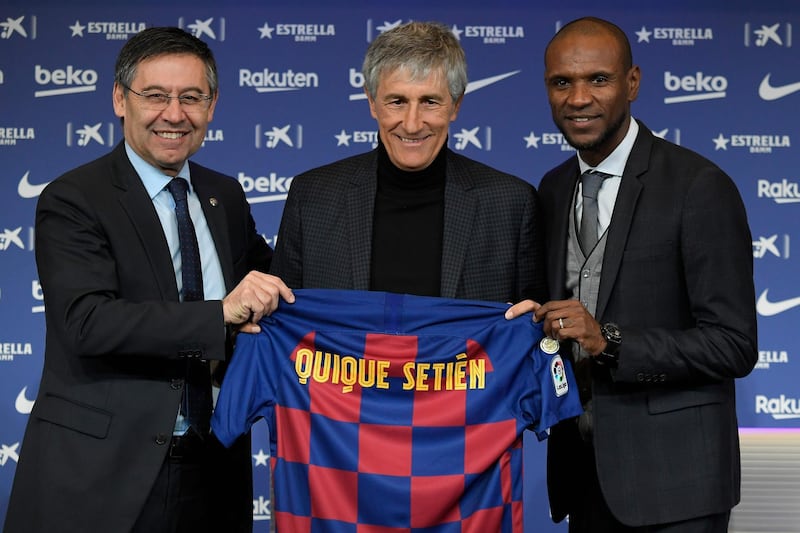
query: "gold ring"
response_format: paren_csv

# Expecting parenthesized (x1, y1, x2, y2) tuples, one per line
(559, 318, 565, 329)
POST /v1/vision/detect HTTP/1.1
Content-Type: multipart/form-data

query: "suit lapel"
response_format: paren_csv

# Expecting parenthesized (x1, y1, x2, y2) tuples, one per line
(110, 144, 179, 300)
(441, 152, 477, 299)
(191, 169, 235, 291)
(596, 123, 652, 319)
(346, 154, 377, 290)
(548, 160, 581, 301)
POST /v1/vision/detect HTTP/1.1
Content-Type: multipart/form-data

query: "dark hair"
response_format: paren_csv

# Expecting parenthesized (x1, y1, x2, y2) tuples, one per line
(547, 17, 633, 71)
(114, 26, 218, 94)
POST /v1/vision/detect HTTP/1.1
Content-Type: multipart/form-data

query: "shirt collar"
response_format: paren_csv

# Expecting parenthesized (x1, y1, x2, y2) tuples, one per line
(124, 142, 192, 200)
(578, 118, 639, 177)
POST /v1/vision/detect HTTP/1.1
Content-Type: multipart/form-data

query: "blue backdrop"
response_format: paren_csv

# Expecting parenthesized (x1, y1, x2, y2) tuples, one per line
(1, 0, 797, 530)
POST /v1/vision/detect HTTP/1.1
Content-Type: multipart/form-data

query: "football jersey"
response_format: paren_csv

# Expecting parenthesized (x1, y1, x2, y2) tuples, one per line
(212, 289, 583, 532)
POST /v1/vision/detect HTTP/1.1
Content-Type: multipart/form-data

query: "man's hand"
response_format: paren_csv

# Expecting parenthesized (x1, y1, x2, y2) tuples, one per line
(222, 272, 294, 333)
(533, 299, 605, 356)
(504, 299, 540, 320)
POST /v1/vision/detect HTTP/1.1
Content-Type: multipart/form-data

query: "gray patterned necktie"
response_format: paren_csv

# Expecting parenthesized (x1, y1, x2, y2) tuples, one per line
(579, 170, 611, 255)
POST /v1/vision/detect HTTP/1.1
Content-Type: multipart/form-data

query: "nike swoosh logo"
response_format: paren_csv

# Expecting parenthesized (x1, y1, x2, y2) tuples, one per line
(15, 387, 35, 414)
(758, 73, 800, 101)
(756, 289, 800, 316)
(17, 171, 52, 199)
(348, 70, 521, 101)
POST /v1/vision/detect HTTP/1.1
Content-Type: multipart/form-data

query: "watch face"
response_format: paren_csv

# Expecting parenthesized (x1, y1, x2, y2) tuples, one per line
(602, 323, 621, 353)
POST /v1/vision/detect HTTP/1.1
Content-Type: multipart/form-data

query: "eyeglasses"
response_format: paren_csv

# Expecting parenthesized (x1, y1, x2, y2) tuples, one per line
(121, 84, 213, 111)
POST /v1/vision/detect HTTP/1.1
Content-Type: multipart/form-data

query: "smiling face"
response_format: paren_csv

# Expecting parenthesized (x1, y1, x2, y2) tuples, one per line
(544, 27, 639, 166)
(366, 66, 462, 172)
(113, 53, 216, 176)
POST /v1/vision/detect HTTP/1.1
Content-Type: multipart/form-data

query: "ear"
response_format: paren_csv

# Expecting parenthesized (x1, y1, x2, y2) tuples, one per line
(627, 65, 641, 103)
(365, 87, 378, 120)
(450, 94, 464, 122)
(112, 83, 126, 119)
(206, 91, 219, 123)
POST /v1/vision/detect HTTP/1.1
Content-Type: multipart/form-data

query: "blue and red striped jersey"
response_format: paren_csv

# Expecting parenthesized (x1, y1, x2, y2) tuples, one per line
(212, 289, 583, 532)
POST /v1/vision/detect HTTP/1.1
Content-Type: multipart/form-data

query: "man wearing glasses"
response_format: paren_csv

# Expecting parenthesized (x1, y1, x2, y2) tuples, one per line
(4, 27, 293, 533)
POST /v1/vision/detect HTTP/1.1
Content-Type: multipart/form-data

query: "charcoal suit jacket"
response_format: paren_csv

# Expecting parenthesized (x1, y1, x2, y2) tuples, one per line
(540, 121, 758, 526)
(270, 147, 546, 304)
(4, 142, 270, 533)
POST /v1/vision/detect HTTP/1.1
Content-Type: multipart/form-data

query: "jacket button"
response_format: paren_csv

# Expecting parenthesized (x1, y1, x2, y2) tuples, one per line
(155, 434, 168, 445)
(170, 378, 183, 390)
(636, 373, 644, 382)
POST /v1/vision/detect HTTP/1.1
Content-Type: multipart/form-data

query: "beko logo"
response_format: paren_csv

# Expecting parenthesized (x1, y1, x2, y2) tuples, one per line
(663, 71, 727, 104)
(34, 64, 98, 97)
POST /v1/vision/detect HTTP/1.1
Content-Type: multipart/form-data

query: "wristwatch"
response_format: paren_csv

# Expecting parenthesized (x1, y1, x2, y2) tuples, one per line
(597, 322, 622, 367)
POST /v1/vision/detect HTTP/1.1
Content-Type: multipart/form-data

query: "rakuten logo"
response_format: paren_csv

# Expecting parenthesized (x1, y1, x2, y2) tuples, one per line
(34, 65, 98, 97)
(755, 395, 800, 420)
(663, 71, 727, 104)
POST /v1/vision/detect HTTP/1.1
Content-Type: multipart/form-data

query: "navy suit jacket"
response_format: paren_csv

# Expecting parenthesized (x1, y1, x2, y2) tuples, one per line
(541, 121, 758, 526)
(5, 142, 271, 533)
(270, 147, 546, 304)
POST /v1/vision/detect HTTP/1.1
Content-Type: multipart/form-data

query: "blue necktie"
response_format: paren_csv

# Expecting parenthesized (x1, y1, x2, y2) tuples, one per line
(579, 170, 610, 255)
(167, 177, 212, 436)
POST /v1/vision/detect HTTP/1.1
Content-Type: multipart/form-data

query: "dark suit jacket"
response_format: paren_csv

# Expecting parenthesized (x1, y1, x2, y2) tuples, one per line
(4, 143, 271, 533)
(270, 147, 546, 304)
(541, 121, 758, 526)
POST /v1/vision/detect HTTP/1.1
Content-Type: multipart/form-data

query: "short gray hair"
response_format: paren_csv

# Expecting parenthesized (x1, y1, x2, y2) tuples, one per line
(362, 21, 467, 103)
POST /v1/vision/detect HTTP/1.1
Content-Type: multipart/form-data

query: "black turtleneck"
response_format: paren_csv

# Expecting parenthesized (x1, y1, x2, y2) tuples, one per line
(369, 143, 446, 296)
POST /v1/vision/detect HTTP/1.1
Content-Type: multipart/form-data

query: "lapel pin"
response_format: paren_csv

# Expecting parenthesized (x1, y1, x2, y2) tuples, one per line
(209, 197, 218, 207)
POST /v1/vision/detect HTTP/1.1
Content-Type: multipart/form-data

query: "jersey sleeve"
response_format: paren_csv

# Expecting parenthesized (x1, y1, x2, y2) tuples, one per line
(211, 327, 276, 447)
(527, 339, 583, 440)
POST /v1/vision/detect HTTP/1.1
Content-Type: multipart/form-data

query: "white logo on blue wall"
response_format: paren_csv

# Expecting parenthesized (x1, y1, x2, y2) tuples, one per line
(34, 65, 98, 98)
(15, 387, 35, 414)
(744, 22, 792, 47)
(663, 71, 727, 104)
(32, 280, 44, 314)
(348, 70, 520, 101)
(253, 495, 271, 521)
(365, 19, 405, 42)
(0, 227, 24, 251)
(67, 122, 114, 148)
(179, 17, 225, 41)
(0, 443, 20, 466)
(255, 124, 302, 149)
(18, 171, 51, 199)
(202, 129, 224, 145)
(238, 172, 293, 204)
(451, 24, 525, 44)
(0, 126, 35, 146)
(335, 129, 378, 149)
(453, 127, 490, 151)
(240, 68, 319, 93)
(757, 179, 800, 204)
(755, 395, 800, 419)
(0, 15, 36, 39)
(753, 235, 790, 259)
(257, 21, 335, 42)
(635, 25, 712, 46)
(758, 74, 800, 101)
(713, 132, 790, 153)
(755, 350, 790, 370)
(252, 449, 269, 466)
(69, 20, 145, 40)
(522, 131, 575, 152)
(0, 342, 33, 361)
(756, 290, 800, 317)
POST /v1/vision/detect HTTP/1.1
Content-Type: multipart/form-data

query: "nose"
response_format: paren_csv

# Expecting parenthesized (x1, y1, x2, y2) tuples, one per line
(403, 102, 422, 133)
(160, 96, 185, 121)
(566, 82, 592, 108)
